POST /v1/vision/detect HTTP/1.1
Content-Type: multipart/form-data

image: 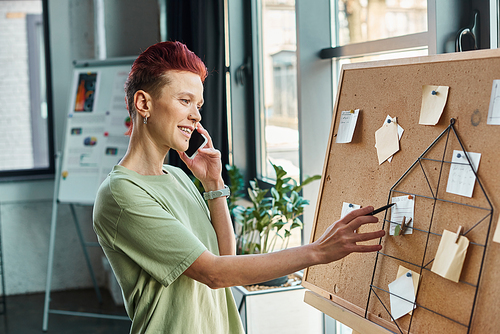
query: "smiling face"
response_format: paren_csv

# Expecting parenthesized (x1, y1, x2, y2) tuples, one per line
(145, 70, 204, 153)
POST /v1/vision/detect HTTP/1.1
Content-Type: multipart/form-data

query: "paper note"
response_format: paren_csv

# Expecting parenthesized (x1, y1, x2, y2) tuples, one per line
(419, 85, 449, 125)
(446, 150, 481, 198)
(341, 202, 361, 218)
(493, 216, 500, 243)
(431, 229, 469, 283)
(487, 80, 500, 125)
(336, 109, 360, 143)
(375, 119, 399, 164)
(395, 266, 420, 316)
(388, 270, 416, 320)
(390, 195, 415, 236)
(376, 115, 404, 162)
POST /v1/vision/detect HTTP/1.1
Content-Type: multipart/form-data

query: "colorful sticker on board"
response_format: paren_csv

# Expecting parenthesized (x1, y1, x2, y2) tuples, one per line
(74, 72, 97, 112)
(71, 128, 82, 135)
(83, 136, 98, 146)
(106, 147, 118, 155)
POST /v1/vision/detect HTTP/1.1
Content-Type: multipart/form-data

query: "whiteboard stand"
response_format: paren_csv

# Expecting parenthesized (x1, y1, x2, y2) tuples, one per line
(42, 152, 129, 332)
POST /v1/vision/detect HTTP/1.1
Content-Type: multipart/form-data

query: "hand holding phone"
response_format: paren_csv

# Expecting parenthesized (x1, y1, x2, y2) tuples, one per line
(185, 129, 208, 159)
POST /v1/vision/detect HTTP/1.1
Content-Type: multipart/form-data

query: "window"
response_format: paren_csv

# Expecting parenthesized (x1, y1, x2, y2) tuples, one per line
(0, 0, 54, 180)
(254, 0, 300, 182)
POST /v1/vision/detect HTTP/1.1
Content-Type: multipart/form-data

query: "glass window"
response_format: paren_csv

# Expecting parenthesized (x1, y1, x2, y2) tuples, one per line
(0, 0, 53, 179)
(337, 0, 427, 45)
(257, 0, 300, 182)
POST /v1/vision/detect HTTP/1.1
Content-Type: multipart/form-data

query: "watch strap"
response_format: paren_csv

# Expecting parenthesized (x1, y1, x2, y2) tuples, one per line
(203, 185, 230, 200)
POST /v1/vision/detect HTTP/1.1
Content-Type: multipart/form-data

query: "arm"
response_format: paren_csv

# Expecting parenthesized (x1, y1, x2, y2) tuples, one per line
(184, 206, 385, 289)
(178, 124, 235, 256)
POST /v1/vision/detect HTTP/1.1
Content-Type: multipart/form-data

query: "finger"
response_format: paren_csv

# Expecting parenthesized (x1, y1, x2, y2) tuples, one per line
(341, 206, 374, 224)
(352, 244, 383, 253)
(348, 215, 379, 231)
(353, 229, 385, 243)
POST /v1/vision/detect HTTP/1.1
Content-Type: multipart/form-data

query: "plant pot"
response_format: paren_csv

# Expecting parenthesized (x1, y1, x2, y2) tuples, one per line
(255, 275, 289, 287)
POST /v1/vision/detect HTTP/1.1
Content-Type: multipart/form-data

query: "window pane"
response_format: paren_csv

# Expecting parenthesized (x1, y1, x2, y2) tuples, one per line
(260, 0, 300, 182)
(337, 0, 427, 46)
(0, 1, 51, 174)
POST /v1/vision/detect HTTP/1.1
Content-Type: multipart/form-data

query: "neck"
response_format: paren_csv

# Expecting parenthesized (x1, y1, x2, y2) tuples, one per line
(119, 132, 169, 176)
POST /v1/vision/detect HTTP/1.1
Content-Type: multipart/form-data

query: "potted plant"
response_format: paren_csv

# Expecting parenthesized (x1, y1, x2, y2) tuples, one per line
(226, 162, 323, 333)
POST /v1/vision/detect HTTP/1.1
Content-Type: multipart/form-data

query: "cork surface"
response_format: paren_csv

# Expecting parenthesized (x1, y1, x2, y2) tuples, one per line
(304, 49, 500, 334)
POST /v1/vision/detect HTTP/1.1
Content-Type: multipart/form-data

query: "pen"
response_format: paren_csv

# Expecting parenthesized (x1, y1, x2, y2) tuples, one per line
(368, 203, 395, 216)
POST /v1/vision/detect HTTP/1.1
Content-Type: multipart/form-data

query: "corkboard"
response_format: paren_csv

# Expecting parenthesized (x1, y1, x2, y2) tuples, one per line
(303, 49, 500, 334)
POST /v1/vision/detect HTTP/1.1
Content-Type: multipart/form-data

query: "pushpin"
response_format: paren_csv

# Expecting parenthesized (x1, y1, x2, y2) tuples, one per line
(455, 226, 463, 243)
(62, 171, 68, 180)
(457, 153, 462, 158)
(408, 195, 413, 200)
(431, 90, 438, 95)
(387, 118, 392, 123)
(348, 203, 354, 208)
(350, 109, 355, 114)
(406, 271, 412, 278)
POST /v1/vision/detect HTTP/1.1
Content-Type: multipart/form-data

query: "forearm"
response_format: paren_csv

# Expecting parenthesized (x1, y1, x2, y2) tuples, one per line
(203, 177, 236, 256)
(186, 244, 319, 289)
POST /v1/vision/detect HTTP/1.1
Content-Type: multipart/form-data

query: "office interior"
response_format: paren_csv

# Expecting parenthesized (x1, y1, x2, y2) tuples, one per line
(0, 0, 497, 333)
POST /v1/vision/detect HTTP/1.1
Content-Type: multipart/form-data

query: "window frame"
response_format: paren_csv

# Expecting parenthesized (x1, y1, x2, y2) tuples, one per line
(0, 0, 55, 181)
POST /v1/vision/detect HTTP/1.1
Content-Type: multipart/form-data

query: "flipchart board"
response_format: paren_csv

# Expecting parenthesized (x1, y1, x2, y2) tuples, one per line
(57, 58, 135, 204)
(302, 49, 500, 334)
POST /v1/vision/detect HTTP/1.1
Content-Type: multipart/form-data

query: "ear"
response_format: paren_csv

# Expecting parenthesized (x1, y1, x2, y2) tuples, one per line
(133, 90, 152, 118)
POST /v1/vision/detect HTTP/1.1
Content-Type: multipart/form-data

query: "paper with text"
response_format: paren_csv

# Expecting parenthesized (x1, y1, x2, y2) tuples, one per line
(446, 150, 481, 198)
(341, 202, 361, 218)
(419, 85, 449, 125)
(388, 271, 416, 320)
(336, 109, 360, 143)
(431, 229, 469, 283)
(487, 80, 500, 125)
(375, 119, 399, 164)
(390, 195, 415, 236)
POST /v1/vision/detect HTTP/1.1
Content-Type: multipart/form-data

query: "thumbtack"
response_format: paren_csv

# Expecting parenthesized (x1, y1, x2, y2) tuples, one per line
(387, 118, 392, 123)
(457, 153, 462, 158)
(431, 90, 438, 95)
(406, 271, 412, 278)
(349, 203, 354, 208)
(350, 109, 355, 114)
(408, 195, 413, 200)
(455, 226, 463, 243)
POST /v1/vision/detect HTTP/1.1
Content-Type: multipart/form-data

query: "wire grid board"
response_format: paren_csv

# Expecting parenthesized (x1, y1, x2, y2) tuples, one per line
(302, 49, 500, 334)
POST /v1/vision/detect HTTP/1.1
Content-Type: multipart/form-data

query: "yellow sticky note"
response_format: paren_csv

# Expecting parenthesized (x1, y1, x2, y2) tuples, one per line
(493, 216, 500, 243)
(375, 120, 399, 165)
(431, 229, 469, 283)
(419, 85, 450, 125)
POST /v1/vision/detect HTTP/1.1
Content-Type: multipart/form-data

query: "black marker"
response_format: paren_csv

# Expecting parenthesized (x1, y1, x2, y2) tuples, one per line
(368, 203, 395, 216)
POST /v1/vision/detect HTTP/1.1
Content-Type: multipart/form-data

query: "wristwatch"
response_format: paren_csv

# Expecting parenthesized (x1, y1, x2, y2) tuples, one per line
(203, 185, 231, 200)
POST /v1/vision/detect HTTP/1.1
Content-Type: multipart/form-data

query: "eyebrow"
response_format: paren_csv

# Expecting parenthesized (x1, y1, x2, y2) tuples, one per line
(177, 91, 205, 104)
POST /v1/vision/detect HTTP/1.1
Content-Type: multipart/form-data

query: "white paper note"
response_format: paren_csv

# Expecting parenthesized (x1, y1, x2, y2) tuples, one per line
(336, 109, 360, 143)
(446, 150, 481, 198)
(341, 202, 361, 218)
(376, 115, 404, 162)
(388, 271, 416, 321)
(390, 195, 415, 236)
(487, 80, 500, 125)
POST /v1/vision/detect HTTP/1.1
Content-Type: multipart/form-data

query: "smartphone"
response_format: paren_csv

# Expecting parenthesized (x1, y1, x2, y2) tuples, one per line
(185, 129, 208, 159)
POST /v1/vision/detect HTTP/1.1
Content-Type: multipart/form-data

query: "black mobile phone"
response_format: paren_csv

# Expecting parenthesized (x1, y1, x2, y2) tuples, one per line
(185, 129, 208, 159)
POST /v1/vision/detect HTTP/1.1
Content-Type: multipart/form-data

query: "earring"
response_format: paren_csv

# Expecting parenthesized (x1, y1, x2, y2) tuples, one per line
(143, 116, 148, 124)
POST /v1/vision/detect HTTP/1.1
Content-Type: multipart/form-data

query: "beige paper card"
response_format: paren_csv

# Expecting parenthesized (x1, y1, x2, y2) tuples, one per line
(419, 85, 450, 125)
(431, 229, 469, 283)
(396, 265, 420, 315)
(493, 216, 500, 243)
(375, 120, 399, 164)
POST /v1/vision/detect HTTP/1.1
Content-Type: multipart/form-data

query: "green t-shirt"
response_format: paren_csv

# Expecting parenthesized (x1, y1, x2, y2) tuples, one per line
(93, 165, 244, 334)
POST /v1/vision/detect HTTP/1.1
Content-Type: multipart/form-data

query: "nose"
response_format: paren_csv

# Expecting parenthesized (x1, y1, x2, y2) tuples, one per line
(189, 106, 202, 123)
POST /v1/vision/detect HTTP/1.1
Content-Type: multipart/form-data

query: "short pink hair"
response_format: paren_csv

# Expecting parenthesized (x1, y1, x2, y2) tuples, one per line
(124, 41, 208, 135)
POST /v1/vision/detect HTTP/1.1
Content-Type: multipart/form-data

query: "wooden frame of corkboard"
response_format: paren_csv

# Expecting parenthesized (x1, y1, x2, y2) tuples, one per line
(302, 48, 500, 334)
